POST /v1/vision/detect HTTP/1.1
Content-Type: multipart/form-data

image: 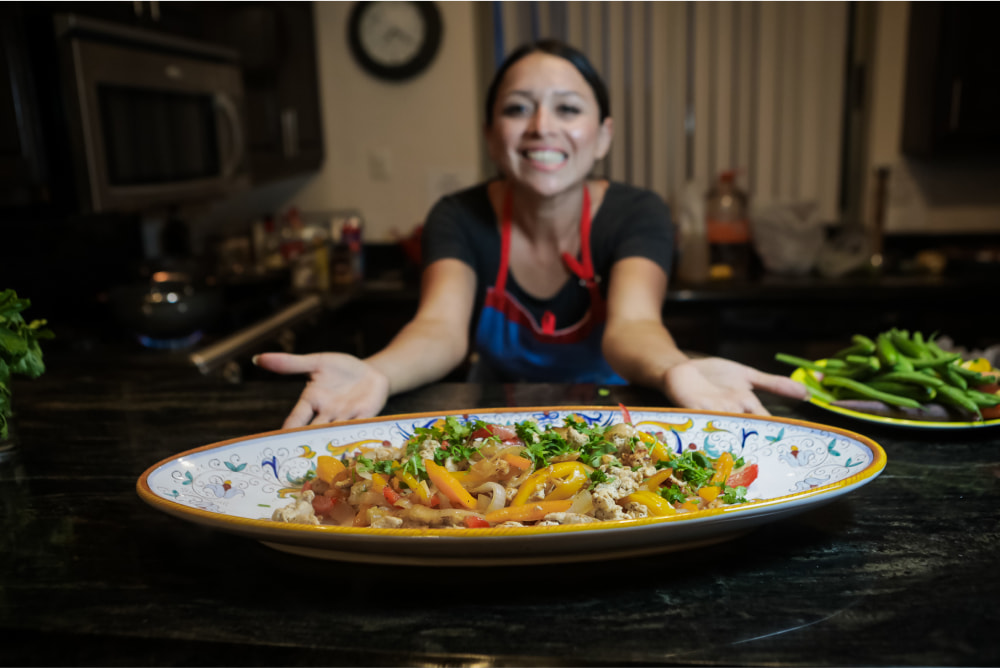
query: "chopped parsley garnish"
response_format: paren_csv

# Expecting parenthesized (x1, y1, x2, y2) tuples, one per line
(721, 486, 748, 504)
(660, 451, 714, 487)
(588, 469, 612, 489)
(659, 486, 687, 504)
(355, 456, 395, 475)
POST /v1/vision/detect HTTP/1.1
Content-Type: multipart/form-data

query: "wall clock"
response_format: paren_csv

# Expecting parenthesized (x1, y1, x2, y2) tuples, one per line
(348, 1, 443, 82)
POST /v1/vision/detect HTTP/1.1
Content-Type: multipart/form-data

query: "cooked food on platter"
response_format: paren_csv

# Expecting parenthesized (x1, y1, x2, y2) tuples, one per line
(272, 407, 759, 530)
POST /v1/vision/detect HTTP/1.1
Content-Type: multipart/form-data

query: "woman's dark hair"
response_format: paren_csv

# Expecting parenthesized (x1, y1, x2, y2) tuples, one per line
(484, 39, 611, 127)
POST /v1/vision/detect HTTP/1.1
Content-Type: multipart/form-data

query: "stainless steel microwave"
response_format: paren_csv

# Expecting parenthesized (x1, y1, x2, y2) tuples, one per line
(55, 14, 250, 213)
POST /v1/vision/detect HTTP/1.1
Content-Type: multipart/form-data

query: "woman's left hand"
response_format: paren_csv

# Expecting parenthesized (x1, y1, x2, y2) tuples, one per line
(662, 357, 809, 416)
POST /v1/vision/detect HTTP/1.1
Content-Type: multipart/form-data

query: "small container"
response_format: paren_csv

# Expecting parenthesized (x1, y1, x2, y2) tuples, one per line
(706, 170, 752, 280)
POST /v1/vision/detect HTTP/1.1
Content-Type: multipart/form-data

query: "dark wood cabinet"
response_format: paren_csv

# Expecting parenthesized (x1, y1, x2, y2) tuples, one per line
(902, 2, 1000, 159)
(200, 2, 325, 185)
(0, 5, 49, 208)
(2, 1, 324, 213)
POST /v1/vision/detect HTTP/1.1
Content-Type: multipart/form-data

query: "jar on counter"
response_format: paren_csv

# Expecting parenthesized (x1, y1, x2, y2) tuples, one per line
(706, 170, 752, 280)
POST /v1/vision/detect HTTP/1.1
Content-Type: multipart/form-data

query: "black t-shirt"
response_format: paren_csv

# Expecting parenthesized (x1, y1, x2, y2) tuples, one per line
(422, 180, 674, 333)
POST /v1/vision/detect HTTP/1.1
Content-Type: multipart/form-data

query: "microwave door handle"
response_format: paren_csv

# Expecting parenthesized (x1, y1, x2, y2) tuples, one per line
(214, 93, 245, 178)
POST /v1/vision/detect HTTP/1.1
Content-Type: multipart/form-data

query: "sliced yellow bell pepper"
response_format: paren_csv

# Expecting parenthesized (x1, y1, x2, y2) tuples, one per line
(640, 468, 674, 491)
(698, 485, 721, 503)
(483, 499, 573, 524)
(681, 500, 700, 512)
(370, 472, 388, 493)
(316, 456, 346, 484)
(637, 430, 657, 447)
(709, 452, 734, 486)
(394, 469, 431, 503)
(511, 461, 592, 506)
(963, 358, 993, 374)
(624, 489, 677, 517)
(424, 459, 478, 510)
(650, 441, 672, 463)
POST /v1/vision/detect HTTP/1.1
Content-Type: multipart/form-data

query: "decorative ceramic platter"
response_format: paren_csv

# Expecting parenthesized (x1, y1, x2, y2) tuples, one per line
(791, 367, 1000, 430)
(137, 406, 887, 566)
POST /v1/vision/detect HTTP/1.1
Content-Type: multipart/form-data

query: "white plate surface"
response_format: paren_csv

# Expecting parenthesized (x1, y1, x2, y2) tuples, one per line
(137, 406, 887, 566)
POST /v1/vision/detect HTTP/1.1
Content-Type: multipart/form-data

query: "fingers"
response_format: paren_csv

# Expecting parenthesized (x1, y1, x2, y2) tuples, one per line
(253, 352, 319, 375)
(283, 399, 316, 430)
(750, 370, 810, 400)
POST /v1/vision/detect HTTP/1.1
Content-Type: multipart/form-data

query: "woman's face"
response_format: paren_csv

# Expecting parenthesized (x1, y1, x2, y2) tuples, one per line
(486, 52, 613, 199)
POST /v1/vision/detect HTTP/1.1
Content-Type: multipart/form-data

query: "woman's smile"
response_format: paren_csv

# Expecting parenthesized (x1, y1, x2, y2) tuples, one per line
(487, 52, 612, 197)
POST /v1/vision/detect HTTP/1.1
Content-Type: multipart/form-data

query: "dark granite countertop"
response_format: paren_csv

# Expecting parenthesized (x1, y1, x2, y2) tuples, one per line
(1, 350, 998, 667)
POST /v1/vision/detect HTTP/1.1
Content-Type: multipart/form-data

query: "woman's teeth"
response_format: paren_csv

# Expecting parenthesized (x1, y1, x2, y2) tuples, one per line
(525, 150, 566, 165)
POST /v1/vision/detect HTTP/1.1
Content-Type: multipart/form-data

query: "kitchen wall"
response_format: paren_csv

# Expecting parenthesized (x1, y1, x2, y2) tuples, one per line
(293, 1, 485, 241)
(865, 2, 1000, 234)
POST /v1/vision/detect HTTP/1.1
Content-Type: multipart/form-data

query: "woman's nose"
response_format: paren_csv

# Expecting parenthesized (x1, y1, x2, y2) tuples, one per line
(527, 107, 554, 135)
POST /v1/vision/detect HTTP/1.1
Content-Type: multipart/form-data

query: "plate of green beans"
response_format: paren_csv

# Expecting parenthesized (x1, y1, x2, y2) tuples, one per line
(777, 329, 1000, 429)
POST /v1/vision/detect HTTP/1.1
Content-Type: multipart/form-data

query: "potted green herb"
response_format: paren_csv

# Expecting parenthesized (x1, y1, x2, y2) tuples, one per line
(0, 289, 53, 446)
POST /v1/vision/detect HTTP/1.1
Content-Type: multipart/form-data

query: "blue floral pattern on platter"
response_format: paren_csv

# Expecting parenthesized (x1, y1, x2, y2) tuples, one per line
(145, 408, 877, 522)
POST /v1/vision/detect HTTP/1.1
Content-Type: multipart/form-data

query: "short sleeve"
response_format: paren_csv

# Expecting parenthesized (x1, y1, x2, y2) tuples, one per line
(594, 185, 675, 277)
(421, 196, 476, 269)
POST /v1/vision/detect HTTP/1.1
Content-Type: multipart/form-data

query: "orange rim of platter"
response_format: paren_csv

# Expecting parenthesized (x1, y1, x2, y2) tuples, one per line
(136, 406, 888, 539)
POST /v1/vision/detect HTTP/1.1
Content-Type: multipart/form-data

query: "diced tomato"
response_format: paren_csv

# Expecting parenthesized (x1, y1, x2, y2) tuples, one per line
(311, 494, 339, 517)
(463, 516, 491, 528)
(427, 494, 442, 508)
(383, 486, 401, 505)
(301, 480, 313, 492)
(727, 463, 758, 488)
(470, 424, 520, 442)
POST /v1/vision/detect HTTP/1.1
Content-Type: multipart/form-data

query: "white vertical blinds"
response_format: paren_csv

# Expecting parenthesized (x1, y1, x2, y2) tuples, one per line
(490, 1, 849, 220)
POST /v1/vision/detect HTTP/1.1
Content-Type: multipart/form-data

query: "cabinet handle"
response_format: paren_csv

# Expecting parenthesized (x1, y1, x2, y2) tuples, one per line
(133, 1, 143, 17)
(215, 93, 246, 177)
(950, 79, 962, 132)
(281, 108, 300, 158)
(149, 1, 160, 21)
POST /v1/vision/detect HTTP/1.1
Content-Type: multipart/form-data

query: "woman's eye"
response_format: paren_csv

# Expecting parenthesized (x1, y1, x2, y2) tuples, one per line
(557, 104, 582, 116)
(501, 103, 530, 117)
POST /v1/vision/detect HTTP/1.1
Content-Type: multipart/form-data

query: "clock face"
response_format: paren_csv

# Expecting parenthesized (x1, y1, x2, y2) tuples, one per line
(359, 2, 425, 67)
(348, 1, 443, 81)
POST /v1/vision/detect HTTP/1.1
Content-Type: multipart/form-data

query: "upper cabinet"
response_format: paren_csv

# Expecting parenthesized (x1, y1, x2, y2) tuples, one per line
(199, 2, 325, 185)
(902, 2, 1000, 159)
(0, 5, 49, 208)
(4, 1, 324, 212)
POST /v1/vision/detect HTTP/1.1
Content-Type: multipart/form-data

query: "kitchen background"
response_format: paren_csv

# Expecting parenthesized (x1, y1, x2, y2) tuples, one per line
(1, 1, 998, 380)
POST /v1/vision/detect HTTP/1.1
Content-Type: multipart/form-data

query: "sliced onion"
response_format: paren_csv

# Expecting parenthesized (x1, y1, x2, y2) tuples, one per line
(471, 481, 506, 514)
(567, 490, 594, 515)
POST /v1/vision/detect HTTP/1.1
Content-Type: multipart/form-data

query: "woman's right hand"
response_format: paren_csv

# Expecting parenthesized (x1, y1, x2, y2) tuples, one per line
(253, 352, 390, 428)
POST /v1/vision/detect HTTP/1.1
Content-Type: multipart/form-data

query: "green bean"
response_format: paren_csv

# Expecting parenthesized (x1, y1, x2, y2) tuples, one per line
(774, 353, 848, 374)
(943, 365, 968, 390)
(876, 334, 900, 367)
(845, 354, 880, 371)
(801, 374, 838, 403)
(936, 385, 982, 418)
(819, 375, 923, 409)
(890, 329, 930, 360)
(867, 381, 936, 401)
(877, 371, 944, 388)
(909, 352, 963, 368)
(967, 390, 1000, 407)
(950, 364, 991, 384)
(851, 334, 877, 353)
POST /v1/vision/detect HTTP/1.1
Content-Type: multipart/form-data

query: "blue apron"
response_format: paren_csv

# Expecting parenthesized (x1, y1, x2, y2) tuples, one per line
(473, 187, 626, 384)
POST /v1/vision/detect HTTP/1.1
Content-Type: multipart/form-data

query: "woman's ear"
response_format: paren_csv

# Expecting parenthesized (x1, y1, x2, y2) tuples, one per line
(595, 117, 614, 161)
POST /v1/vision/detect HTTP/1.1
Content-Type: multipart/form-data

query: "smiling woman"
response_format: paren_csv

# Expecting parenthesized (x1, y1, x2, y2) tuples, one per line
(253, 39, 808, 427)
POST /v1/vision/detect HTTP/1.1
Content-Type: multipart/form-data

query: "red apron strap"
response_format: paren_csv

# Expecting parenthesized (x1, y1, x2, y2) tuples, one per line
(495, 189, 514, 296)
(561, 186, 595, 285)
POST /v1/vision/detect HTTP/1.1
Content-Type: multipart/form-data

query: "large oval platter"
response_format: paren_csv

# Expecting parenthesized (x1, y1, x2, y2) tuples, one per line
(137, 406, 886, 566)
